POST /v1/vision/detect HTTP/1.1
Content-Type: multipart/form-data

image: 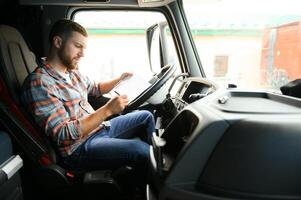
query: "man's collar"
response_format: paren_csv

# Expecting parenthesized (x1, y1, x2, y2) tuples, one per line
(40, 58, 68, 81)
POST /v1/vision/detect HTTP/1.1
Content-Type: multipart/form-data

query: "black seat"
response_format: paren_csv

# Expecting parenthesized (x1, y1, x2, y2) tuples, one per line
(0, 25, 133, 199)
(0, 25, 55, 165)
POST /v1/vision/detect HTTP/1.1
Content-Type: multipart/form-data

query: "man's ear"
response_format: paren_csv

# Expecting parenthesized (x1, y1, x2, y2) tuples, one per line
(53, 36, 63, 48)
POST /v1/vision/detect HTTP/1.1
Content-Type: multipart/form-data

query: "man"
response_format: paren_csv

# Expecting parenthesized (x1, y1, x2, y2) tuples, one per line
(21, 19, 155, 181)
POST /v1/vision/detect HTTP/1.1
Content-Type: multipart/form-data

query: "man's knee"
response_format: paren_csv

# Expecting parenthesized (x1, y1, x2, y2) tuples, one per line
(138, 110, 154, 123)
(138, 110, 155, 136)
(134, 110, 151, 117)
(130, 141, 150, 164)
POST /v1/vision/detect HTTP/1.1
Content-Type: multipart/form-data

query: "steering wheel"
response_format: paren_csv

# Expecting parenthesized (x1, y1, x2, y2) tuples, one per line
(125, 64, 176, 111)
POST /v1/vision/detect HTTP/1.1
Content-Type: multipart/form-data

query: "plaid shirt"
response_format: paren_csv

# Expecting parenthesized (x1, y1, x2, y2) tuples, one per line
(21, 61, 102, 157)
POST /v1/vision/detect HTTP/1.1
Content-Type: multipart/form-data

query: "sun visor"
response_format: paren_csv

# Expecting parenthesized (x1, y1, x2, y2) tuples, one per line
(19, 0, 137, 6)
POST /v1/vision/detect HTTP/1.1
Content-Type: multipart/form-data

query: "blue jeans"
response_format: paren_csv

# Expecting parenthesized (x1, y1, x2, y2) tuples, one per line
(64, 110, 155, 175)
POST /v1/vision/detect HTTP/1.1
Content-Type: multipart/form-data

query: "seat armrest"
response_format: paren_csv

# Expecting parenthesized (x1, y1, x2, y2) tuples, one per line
(0, 155, 23, 186)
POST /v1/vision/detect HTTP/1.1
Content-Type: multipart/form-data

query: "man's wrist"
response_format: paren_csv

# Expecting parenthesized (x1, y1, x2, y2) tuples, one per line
(117, 76, 122, 84)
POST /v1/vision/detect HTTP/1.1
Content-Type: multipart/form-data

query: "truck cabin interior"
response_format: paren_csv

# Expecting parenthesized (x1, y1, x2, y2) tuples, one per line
(1, 1, 301, 200)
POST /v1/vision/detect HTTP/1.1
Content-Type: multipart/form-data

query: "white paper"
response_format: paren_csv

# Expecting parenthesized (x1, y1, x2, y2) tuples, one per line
(113, 75, 151, 102)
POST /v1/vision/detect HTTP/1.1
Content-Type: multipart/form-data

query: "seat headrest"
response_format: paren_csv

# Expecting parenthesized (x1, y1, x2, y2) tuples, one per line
(0, 25, 38, 103)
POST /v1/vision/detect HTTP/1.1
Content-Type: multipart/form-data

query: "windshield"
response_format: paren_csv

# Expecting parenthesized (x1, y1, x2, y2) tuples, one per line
(183, 0, 301, 91)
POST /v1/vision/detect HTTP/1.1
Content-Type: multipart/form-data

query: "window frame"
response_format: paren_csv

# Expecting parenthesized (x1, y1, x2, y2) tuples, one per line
(68, 7, 186, 77)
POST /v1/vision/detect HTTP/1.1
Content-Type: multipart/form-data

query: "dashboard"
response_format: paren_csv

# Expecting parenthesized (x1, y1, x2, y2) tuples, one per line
(149, 76, 301, 200)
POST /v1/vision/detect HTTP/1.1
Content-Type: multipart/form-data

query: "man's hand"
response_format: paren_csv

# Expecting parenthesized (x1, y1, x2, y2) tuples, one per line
(80, 95, 128, 138)
(105, 95, 129, 115)
(120, 72, 133, 81)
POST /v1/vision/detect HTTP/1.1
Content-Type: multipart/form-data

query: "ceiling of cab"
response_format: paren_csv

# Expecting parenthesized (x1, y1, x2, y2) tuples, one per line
(19, 0, 139, 6)
(19, 0, 176, 7)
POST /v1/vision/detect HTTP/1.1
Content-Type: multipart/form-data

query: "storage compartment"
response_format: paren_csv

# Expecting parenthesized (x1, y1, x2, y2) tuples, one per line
(160, 110, 199, 171)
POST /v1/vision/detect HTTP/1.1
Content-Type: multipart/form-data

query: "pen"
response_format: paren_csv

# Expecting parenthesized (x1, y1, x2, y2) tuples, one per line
(114, 90, 120, 96)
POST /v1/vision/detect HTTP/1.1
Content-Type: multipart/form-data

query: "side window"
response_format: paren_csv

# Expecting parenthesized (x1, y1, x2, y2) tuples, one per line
(73, 11, 180, 82)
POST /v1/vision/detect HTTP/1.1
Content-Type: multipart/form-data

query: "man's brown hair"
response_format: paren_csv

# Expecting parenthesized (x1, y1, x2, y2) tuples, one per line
(48, 19, 87, 46)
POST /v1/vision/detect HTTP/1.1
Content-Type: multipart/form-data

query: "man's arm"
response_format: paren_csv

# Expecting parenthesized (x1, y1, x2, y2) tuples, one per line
(24, 77, 128, 144)
(79, 95, 128, 138)
(99, 72, 133, 94)
(23, 79, 82, 145)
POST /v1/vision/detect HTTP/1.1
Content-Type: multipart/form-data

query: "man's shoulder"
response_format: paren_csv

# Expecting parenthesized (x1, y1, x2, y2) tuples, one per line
(24, 66, 55, 87)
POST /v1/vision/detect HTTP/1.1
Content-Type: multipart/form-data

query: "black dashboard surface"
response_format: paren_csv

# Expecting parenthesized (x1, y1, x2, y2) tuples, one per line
(150, 77, 301, 200)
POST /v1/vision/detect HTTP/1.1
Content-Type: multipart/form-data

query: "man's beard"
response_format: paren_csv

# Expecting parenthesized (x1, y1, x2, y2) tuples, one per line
(58, 43, 78, 71)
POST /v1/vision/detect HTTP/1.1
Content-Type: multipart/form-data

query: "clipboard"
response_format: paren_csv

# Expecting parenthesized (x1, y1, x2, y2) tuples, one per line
(113, 75, 151, 102)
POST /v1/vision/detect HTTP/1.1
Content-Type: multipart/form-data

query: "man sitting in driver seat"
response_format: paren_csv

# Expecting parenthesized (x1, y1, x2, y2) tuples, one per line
(21, 19, 155, 185)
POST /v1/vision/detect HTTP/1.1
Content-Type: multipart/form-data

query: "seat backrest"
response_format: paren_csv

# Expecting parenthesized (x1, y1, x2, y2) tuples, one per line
(0, 25, 37, 103)
(0, 25, 55, 166)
